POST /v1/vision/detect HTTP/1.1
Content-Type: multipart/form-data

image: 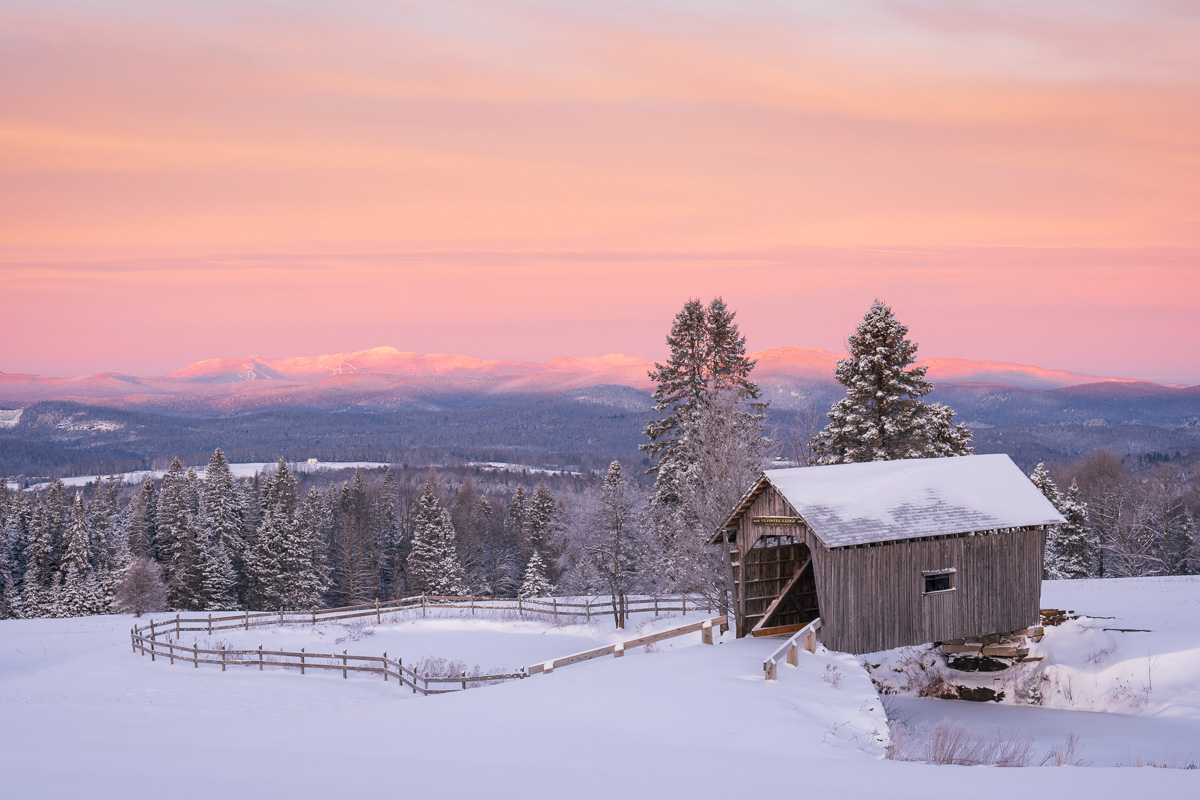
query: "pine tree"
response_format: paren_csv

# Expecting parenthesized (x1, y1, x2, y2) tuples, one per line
(812, 301, 972, 464)
(407, 474, 468, 596)
(89, 475, 127, 612)
(519, 548, 554, 598)
(642, 298, 765, 505)
(1029, 463, 1065, 578)
(641, 298, 768, 607)
(377, 469, 404, 599)
(157, 458, 206, 610)
(200, 448, 246, 601)
(245, 459, 303, 610)
(1049, 481, 1095, 579)
(294, 488, 333, 608)
(59, 494, 100, 616)
(22, 503, 57, 616)
(526, 481, 561, 553)
(125, 479, 158, 560)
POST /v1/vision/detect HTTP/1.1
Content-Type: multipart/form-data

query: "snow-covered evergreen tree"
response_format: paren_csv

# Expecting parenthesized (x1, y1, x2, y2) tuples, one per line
(519, 548, 554, 598)
(245, 459, 303, 609)
(295, 487, 333, 608)
(642, 298, 765, 506)
(641, 298, 768, 607)
(125, 479, 158, 560)
(377, 468, 405, 599)
(526, 481, 560, 553)
(201, 448, 246, 600)
(59, 494, 100, 616)
(22, 503, 57, 617)
(811, 301, 972, 464)
(1029, 463, 1065, 578)
(1051, 480, 1096, 579)
(407, 474, 468, 596)
(89, 475, 127, 612)
(157, 458, 207, 610)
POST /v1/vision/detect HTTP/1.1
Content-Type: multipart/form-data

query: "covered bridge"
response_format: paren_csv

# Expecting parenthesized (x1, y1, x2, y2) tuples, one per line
(713, 454, 1065, 653)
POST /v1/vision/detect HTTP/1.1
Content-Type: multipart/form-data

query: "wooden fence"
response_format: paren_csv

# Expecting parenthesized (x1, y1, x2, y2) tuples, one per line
(762, 618, 822, 680)
(129, 594, 723, 697)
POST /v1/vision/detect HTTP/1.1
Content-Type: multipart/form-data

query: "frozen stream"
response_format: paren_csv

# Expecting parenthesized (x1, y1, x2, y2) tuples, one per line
(886, 696, 1200, 768)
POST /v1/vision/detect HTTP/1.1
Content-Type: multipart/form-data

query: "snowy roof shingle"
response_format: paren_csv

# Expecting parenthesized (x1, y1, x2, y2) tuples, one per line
(762, 454, 1065, 548)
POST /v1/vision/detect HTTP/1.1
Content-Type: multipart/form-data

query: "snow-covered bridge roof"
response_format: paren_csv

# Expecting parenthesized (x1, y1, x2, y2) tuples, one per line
(750, 454, 1065, 548)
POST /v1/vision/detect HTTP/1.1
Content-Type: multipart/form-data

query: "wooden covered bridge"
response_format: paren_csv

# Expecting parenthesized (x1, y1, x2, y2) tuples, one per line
(712, 454, 1065, 654)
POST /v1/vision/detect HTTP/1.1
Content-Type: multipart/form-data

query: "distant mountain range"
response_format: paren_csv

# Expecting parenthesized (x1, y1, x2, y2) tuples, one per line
(0, 345, 1183, 416)
(2, 346, 1197, 477)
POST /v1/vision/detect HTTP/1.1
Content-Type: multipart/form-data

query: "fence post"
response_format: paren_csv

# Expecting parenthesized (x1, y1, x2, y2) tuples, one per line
(300, 646, 305, 675)
(194, 642, 199, 668)
(383, 651, 388, 681)
(613, 643, 624, 659)
(245, 609, 249, 630)
(518, 596, 523, 618)
(258, 644, 263, 671)
(131, 627, 137, 654)
(682, 596, 687, 616)
(312, 608, 316, 626)
(376, 600, 381, 625)
(470, 596, 475, 616)
(175, 613, 180, 637)
(553, 598, 558, 625)
(221, 645, 226, 672)
(462, 670, 467, 691)
(168, 637, 174, 666)
(342, 650, 348, 679)
(585, 598, 590, 622)
(279, 608, 283, 626)
(421, 594, 426, 618)
(702, 620, 713, 646)
(207, 614, 212, 634)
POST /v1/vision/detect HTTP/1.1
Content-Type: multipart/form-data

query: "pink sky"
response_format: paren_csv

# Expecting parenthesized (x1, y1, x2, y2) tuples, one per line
(2, 2, 1198, 382)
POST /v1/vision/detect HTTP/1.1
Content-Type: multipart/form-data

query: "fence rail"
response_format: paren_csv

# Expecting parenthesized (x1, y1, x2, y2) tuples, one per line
(130, 595, 722, 697)
(763, 618, 822, 680)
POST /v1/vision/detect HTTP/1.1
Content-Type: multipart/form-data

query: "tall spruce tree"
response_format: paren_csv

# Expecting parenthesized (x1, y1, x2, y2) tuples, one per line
(642, 298, 768, 607)
(642, 298, 765, 505)
(59, 494, 99, 616)
(1051, 480, 1095, 579)
(246, 459, 304, 609)
(157, 458, 206, 610)
(125, 479, 158, 560)
(201, 448, 246, 601)
(1030, 463, 1065, 578)
(407, 474, 468, 596)
(812, 301, 972, 464)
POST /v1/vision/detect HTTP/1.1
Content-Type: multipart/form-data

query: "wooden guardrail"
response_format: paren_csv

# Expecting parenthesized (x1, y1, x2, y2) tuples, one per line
(527, 616, 728, 674)
(129, 595, 722, 696)
(763, 618, 821, 680)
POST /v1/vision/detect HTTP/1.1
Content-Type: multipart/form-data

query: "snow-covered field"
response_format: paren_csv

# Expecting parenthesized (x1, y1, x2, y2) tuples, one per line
(2, 581, 1198, 798)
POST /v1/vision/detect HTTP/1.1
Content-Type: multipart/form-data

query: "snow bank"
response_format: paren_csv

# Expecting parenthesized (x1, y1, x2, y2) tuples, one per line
(866, 576, 1200, 767)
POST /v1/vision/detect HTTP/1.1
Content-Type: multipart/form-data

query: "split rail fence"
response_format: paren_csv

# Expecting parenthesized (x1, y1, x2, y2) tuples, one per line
(129, 594, 724, 697)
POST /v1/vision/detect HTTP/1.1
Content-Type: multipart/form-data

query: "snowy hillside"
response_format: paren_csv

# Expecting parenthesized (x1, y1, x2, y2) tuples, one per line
(2, 583, 1198, 797)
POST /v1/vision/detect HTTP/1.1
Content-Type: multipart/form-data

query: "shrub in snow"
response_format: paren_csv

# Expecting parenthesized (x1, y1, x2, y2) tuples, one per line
(114, 557, 168, 617)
